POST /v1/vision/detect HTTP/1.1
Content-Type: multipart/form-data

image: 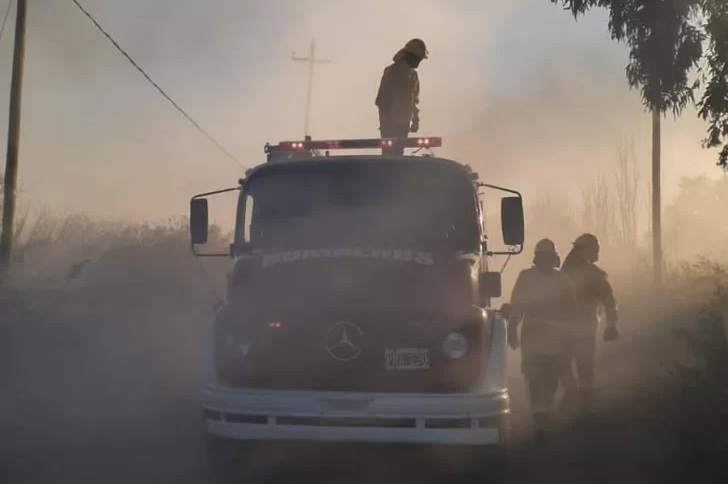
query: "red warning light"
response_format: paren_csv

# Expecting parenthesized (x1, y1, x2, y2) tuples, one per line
(268, 137, 442, 153)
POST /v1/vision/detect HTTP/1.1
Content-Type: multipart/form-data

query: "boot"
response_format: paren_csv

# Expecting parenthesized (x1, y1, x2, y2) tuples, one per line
(579, 387, 597, 414)
(532, 411, 550, 446)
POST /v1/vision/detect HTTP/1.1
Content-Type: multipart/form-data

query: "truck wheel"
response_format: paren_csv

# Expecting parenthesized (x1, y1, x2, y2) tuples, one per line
(499, 412, 513, 447)
(455, 445, 508, 482)
(205, 435, 254, 484)
(431, 445, 508, 482)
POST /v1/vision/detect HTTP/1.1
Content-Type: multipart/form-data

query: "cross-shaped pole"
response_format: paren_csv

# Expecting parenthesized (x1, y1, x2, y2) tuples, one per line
(291, 39, 331, 138)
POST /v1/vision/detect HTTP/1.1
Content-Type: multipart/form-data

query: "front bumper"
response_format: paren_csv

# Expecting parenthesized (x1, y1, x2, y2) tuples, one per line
(202, 384, 510, 446)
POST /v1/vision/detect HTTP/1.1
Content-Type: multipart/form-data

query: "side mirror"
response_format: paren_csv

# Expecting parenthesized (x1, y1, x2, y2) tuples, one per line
(190, 198, 209, 245)
(479, 271, 502, 299)
(501, 196, 524, 246)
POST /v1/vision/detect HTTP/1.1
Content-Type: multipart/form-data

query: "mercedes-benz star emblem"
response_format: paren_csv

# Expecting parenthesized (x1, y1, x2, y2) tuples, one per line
(325, 321, 364, 361)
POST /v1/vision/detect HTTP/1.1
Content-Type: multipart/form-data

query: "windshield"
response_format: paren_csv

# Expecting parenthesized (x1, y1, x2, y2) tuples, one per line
(237, 159, 480, 251)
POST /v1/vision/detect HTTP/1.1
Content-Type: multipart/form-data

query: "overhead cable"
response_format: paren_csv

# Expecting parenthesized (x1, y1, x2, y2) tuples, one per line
(70, 0, 245, 169)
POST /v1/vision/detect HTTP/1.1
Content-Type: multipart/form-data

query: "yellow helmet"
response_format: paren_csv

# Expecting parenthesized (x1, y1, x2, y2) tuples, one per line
(403, 38, 428, 59)
(534, 238, 558, 254)
(573, 233, 600, 250)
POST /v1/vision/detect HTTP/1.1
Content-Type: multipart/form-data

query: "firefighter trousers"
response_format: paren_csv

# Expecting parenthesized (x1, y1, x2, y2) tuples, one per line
(525, 356, 561, 430)
(560, 329, 597, 396)
(379, 120, 409, 156)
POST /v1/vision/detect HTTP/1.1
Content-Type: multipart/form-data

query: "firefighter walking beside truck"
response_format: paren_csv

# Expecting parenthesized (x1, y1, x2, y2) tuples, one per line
(558, 233, 619, 413)
(375, 38, 427, 156)
(506, 239, 577, 444)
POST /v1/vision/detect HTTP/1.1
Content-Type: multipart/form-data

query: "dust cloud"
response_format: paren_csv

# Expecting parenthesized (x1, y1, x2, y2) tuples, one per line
(1, 1, 727, 484)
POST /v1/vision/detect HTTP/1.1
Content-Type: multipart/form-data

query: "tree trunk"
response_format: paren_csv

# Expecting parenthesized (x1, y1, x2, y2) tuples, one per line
(652, 108, 662, 291)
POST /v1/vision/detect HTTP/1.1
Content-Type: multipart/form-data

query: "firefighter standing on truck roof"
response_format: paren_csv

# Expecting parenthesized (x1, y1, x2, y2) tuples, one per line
(506, 239, 577, 444)
(558, 233, 619, 414)
(375, 38, 427, 156)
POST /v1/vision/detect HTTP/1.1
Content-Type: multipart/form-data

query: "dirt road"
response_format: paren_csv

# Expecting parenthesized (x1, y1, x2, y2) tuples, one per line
(0, 288, 679, 484)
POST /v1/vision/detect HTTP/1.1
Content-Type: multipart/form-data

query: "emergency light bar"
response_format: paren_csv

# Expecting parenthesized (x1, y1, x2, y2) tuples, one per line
(265, 137, 442, 153)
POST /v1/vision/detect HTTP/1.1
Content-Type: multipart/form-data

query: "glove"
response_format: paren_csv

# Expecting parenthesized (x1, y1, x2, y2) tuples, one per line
(507, 325, 520, 350)
(603, 325, 620, 342)
(500, 303, 513, 320)
(410, 118, 419, 133)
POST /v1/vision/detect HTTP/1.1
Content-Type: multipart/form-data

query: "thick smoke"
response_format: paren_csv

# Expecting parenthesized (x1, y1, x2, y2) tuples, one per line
(0, 0, 718, 225)
(2, 4, 727, 483)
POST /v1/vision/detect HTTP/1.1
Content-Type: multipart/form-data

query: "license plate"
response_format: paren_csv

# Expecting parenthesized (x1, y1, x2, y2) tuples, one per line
(384, 348, 430, 370)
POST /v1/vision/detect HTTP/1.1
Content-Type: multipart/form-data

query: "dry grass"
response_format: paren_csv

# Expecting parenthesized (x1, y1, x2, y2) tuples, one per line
(0, 214, 233, 483)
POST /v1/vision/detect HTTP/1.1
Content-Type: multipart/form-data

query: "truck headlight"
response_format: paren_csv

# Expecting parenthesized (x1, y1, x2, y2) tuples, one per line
(442, 332, 468, 359)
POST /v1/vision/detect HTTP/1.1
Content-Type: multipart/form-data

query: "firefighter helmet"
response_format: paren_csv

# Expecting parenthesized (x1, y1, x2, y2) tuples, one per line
(573, 233, 600, 250)
(403, 38, 428, 59)
(534, 238, 558, 254)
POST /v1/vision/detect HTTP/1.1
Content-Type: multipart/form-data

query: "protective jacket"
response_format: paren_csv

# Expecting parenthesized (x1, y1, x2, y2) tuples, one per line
(560, 251, 618, 329)
(510, 266, 577, 375)
(375, 57, 420, 134)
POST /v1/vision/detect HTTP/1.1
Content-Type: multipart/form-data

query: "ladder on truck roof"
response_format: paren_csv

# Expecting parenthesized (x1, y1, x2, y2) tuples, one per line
(264, 136, 442, 163)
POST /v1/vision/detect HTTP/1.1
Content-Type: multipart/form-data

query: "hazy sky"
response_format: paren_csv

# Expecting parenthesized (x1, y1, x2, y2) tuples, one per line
(0, 0, 722, 224)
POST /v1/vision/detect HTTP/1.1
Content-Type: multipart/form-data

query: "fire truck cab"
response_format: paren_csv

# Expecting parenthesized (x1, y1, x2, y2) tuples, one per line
(189, 136, 525, 479)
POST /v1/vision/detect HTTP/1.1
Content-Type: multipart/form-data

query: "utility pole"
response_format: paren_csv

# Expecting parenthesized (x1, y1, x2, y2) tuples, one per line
(291, 39, 330, 138)
(1, 0, 28, 276)
(651, 108, 662, 292)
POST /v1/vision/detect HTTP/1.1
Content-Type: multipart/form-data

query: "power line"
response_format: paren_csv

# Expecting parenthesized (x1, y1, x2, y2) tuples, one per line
(0, 0, 13, 45)
(70, 0, 245, 169)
